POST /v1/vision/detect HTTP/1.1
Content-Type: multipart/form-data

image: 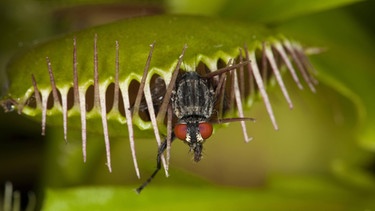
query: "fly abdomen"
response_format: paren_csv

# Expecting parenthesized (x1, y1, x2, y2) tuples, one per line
(172, 72, 214, 120)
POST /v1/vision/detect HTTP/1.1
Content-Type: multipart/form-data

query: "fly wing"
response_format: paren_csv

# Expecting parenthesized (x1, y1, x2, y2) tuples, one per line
(135, 76, 166, 115)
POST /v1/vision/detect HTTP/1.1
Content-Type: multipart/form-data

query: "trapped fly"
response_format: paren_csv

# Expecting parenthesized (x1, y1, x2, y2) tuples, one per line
(135, 47, 257, 193)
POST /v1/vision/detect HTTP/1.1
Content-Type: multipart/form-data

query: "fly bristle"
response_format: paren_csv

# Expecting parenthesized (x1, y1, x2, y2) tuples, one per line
(17, 36, 317, 178)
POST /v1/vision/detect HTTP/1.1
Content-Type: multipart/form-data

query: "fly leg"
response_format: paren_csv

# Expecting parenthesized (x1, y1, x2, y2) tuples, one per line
(135, 134, 176, 194)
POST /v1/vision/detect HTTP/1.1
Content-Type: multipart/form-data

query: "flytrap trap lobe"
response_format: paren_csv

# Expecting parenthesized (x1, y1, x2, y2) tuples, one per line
(0, 15, 318, 192)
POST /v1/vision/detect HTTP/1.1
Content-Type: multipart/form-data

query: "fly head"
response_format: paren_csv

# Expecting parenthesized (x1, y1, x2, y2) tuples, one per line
(174, 118, 213, 162)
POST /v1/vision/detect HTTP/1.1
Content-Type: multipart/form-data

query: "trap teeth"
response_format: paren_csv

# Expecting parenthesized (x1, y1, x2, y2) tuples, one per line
(6, 33, 316, 177)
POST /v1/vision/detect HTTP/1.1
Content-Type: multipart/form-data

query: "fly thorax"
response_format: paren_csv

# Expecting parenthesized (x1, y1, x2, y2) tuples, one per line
(171, 72, 215, 119)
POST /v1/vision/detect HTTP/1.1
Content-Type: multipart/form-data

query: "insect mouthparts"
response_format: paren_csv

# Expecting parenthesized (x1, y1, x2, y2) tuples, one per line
(191, 142, 203, 162)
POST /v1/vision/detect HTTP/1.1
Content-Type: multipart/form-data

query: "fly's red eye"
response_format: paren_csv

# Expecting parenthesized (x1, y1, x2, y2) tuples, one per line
(199, 122, 213, 139)
(174, 124, 187, 140)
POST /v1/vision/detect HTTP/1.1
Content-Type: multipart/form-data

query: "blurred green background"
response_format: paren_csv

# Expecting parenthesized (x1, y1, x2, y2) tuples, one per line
(1, 0, 375, 210)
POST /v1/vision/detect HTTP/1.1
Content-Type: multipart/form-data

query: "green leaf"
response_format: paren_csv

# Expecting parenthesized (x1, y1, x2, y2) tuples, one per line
(42, 177, 375, 211)
(167, 0, 363, 23)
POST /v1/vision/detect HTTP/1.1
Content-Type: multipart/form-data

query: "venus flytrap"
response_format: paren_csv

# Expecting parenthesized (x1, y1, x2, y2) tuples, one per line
(0, 15, 316, 189)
